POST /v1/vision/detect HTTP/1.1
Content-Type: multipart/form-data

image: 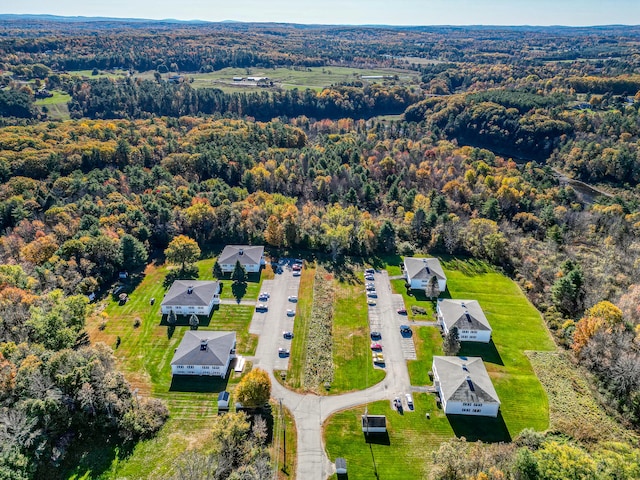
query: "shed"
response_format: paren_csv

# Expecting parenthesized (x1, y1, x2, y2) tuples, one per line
(335, 457, 347, 474)
(218, 391, 230, 410)
(361, 414, 387, 433)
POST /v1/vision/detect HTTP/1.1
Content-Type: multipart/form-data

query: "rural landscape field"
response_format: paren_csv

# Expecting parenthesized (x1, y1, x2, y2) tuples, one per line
(1, 5, 640, 480)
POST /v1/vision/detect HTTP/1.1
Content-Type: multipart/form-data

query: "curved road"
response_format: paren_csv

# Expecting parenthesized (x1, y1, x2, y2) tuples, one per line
(248, 267, 415, 480)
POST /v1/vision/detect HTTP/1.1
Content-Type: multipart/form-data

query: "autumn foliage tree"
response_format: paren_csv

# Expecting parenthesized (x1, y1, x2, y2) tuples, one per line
(572, 301, 624, 353)
(235, 368, 271, 408)
(164, 235, 201, 273)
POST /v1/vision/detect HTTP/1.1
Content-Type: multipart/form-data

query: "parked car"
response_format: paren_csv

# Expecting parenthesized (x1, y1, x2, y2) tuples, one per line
(292, 263, 301, 271)
(293, 270, 301, 277)
(278, 347, 290, 357)
(373, 352, 385, 364)
(256, 304, 268, 312)
(367, 291, 377, 298)
(283, 331, 294, 339)
(367, 299, 376, 306)
(365, 268, 375, 274)
(405, 393, 414, 409)
(258, 294, 269, 301)
(365, 282, 375, 288)
(393, 397, 401, 409)
(364, 274, 375, 281)
(397, 308, 407, 315)
(288, 295, 298, 302)
(370, 343, 382, 350)
(400, 324, 412, 334)
(286, 309, 295, 316)
(366, 285, 376, 291)
(370, 331, 381, 339)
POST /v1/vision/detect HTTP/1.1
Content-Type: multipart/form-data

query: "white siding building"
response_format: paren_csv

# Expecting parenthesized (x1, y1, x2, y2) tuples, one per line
(437, 299, 492, 343)
(171, 331, 236, 378)
(432, 356, 500, 417)
(403, 257, 447, 293)
(218, 245, 265, 273)
(161, 280, 220, 316)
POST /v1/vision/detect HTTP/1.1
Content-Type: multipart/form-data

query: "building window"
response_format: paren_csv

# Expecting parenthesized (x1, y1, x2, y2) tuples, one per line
(187, 365, 194, 369)
(177, 365, 184, 369)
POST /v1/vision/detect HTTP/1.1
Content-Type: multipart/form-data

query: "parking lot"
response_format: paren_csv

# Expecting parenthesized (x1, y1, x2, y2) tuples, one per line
(249, 259, 302, 371)
(366, 270, 415, 410)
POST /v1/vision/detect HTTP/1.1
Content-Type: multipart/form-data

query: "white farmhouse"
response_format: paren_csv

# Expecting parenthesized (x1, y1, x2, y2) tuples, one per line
(218, 245, 265, 273)
(437, 299, 492, 343)
(432, 356, 500, 417)
(403, 257, 447, 293)
(161, 280, 220, 316)
(171, 331, 236, 378)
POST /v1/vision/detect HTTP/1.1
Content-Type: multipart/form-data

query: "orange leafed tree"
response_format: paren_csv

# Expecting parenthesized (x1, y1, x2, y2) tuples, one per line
(572, 301, 624, 353)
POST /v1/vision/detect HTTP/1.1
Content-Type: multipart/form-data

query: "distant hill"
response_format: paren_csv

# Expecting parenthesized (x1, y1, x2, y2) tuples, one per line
(0, 13, 209, 24)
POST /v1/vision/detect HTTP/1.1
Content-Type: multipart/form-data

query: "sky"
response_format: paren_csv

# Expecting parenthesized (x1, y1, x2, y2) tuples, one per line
(5, 0, 640, 26)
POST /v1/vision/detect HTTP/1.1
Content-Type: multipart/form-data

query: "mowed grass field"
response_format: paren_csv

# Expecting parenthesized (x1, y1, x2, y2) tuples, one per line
(324, 257, 556, 480)
(35, 90, 71, 120)
(72, 257, 267, 478)
(283, 262, 385, 394)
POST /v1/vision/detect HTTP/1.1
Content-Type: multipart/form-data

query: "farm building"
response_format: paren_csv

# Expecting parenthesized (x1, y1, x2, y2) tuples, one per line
(437, 299, 492, 343)
(161, 280, 220, 316)
(171, 331, 236, 378)
(432, 356, 500, 417)
(218, 245, 265, 273)
(403, 257, 447, 293)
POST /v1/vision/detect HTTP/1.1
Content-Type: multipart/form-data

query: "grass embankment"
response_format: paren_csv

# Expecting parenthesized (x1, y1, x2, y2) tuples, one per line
(528, 350, 639, 445)
(35, 90, 71, 120)
(71, 258, 266, 478)
(324, 257, 556, 480)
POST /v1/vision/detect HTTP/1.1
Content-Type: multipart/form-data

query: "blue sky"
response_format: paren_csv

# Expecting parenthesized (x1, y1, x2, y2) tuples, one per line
(6, 0, 640, 26)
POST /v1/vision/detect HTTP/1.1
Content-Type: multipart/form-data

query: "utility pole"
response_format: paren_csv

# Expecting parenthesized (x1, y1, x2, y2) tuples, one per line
(280, 398, 286, 469)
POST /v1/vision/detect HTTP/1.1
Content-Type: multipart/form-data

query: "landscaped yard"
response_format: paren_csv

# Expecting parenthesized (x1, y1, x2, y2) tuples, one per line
(324, 257, 557, 479)
(73, 258, 265, 478)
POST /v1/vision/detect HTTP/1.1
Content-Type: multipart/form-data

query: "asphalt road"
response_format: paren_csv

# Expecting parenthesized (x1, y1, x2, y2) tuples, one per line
(249, 266, 417, 480)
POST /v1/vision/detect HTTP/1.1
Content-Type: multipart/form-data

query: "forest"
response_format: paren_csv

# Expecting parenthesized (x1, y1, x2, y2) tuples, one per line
(0, 16, 640, 480)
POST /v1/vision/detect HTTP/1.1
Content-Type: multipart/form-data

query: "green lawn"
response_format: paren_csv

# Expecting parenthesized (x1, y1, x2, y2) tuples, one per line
(331, 272, 386, 393)
(325, 257, 557, 478)
(72, 258, 260, 478)
(35, 90, 71, 120)
(407, 327, 443, 386)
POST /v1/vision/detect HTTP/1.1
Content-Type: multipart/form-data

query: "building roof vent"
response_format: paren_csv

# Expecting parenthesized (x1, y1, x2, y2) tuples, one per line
(239, 249, 244, 255)
(200, 340, 208, 351)
(187, 286, 193, 294)
(465, 312, 472, 322)
(466, 375, 475, 391)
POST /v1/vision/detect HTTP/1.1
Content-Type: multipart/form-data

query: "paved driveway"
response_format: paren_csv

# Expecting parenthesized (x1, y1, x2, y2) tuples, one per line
(250, 267, 417, 480)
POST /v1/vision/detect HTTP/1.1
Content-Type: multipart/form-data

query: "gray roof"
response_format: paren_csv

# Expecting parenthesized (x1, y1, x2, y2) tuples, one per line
(404, 257, 446, 281)
(433, 356, 500, 405)
(438, 299, 491, 332)
(161, 280, 220, 308)
(361, 415, 387, 427)
(171, 331, 236, 366)
(218, 245, 264, 266)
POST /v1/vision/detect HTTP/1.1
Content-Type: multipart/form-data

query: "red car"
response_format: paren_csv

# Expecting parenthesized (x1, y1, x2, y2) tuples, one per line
(370, 342, 382, 351)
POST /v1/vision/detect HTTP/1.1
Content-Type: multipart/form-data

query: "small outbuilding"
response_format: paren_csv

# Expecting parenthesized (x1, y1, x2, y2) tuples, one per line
(218, 391, 230, 410)
(335, 457, 347, 475)
(361, 414, 387, 433)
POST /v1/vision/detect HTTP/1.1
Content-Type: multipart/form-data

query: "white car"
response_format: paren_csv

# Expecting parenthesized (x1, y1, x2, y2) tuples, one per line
(288, 295, 298, 302)
(405, 393, 414, 409)
(286, 309, 295, 316)
(256, 304, 268, 312)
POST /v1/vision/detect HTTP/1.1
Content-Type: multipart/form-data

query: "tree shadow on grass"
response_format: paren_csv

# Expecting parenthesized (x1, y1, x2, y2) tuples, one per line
(447, 411, 511, 442)
(160, 312, 212, 328)
(363, 431, 391, 446)
(459, 340, 504, 366)
(54, 431, 135, 480)
(170, 374, 229, 393)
